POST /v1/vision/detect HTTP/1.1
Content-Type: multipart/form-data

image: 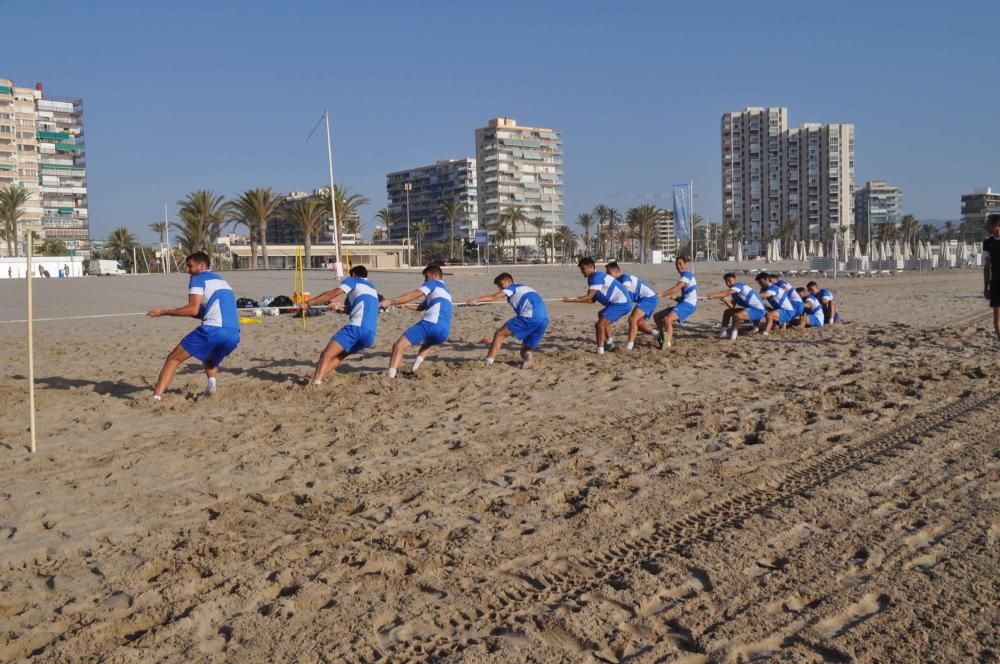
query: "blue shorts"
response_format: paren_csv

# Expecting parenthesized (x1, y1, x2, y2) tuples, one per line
(181, 326, 240, 366)
(333, 324, 376, 355)
(745, 307, 766, 323)
(599, 302, 633, 324)
(666, 301, 696, 323)
(403, 320, 449, 347)
(807, 314, 824, 328)
(777, 309, 795, 326)
(793, 301, 805, 319)
(636, 296, 658, 319)
(506, 316, 548, 350)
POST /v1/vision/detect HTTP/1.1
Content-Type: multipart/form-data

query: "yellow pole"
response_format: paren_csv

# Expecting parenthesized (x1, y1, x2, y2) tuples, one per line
(298, 247, 306, 330)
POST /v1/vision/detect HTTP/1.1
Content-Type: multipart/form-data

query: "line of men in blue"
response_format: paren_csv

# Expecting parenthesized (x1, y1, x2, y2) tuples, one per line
(145, 252, 839, 398)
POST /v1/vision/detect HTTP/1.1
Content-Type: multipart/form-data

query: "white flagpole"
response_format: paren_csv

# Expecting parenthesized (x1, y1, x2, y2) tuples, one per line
(163, 203, 170, 274)
(26, 231, 37, 454)
(324, 110, 344, 278)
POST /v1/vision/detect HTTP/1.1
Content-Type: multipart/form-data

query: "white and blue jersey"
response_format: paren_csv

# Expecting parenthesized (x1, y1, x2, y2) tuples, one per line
(803, 293, 825, 327)
(189, 271, 239, 329)
(332, 276, 379, 354)
(403, 279, 453, 347)
(181, 271, 240, 366)
(502, 283, 549, 349)
(763, 283, 796, 324)
(618, 273, 658, 319)
(729, 282, 767, 323)
(502, 283, 548, 321)
(778, 279, 804, 317)
(818, 288, 840, 322)
(678, 271, 698, 307)
(588, 271, 630, 307)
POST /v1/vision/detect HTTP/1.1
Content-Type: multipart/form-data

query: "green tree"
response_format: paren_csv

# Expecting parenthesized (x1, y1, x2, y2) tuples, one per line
(501, 206, 528, 264)
(230, 188, 279, 269)
(592, 204, 610, 257)
(529, 216, 547, 263)
(0, 184, 31, 257)
(37, 238, 69, 256)
(557, 225, 574, 263)
(626, 205, 662, 263)
(412, 221, 428, 265)
(944, 220, 955, 240)
(176, 190, 228, 257)
(577, 212, 595, 256)
(899, 214, 919, 246)
(316, 186, 370, 246)
(723, 219, 739, 258)
(106, 227, 137, 270)
(778, 218, 798, 258)
(375, 207, 395, 241)
(438, 199, 463, 261)
(605, 208, 621, 259)
(283, 196, 326, 267)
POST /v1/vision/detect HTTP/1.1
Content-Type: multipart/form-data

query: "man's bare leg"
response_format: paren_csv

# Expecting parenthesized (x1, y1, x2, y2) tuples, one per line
(313, 339, 347, 384)
(595, 318, 606, 353)
(411, 342, 434, 372)
(993, 307, 1000, 341)
(153, 344, 192, 398)
(663, 311, 679, 348)
(762, 311, 778, 335)
(486, 325, 513, 364)
(728, 310, 749, 341)
(388, 337, 412, 378)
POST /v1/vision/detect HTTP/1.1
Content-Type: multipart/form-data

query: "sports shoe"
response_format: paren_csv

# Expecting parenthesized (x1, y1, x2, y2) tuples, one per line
(656, 331, 665, 349)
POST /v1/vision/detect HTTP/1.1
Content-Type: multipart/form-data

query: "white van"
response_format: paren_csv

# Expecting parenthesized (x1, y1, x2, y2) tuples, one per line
(90, 259, 126, 276)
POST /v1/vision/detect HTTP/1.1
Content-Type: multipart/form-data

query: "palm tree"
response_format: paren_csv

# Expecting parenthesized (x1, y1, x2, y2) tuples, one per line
(283, 197, 326, 267)
(438, 199, 463, 261)
(501, 206, 528, 264)
(229, 189, 279, 269)
(723, 219, 739, 258)
(0, 184, 31, 257)
(605, 208, 622, 259)
(412, 221, 428, 265)
(592, 204, 610, 257)
(779, 218, 798, 258)
(557, 225, 574, 263)
(899, 214, 919, 247)
(175, 190, 228, 257)
(529, 216, 547, 263)
(493, 217, 510, 262)
(316, 186, 370, 245)
(149, 221, 167, 246)
(626, 205, 662, 263)
(625, 211, 641, 260)
(944, 220, 955, 241)
(106, 227, 137, 271)
(577, 213, 595, 256)
(375, 207, 395, 242)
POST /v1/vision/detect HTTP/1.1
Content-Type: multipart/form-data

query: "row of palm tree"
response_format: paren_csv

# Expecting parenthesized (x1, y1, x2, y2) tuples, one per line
(157, 186, 369, 268)
(575, 204, 671, 263)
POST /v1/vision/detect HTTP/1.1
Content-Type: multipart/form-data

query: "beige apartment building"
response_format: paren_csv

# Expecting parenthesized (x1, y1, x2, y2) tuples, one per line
(0, 78, 88, 256)
(475, 117, 563, 258)
(722, 106, 853, 252)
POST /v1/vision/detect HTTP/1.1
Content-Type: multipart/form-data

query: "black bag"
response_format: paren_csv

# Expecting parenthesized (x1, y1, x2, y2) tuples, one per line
(270, 295, 295, 308)
(236, 297, 258, 308)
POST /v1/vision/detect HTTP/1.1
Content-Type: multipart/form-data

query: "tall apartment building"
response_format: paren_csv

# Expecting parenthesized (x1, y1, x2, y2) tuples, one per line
(960, 187, 1000, 230)
(475, 118, 563, 254)
(722, 107, 853, 251)
(0, 78, 87, 255)
(385, 159, 477, 248)
(654, 209, 677, 254)
(854, 180, 903, 244)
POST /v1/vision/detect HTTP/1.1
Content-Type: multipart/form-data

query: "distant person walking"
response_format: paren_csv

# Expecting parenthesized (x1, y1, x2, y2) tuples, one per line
(147, 251, 240, 400)
(984, 213, 1000, 341)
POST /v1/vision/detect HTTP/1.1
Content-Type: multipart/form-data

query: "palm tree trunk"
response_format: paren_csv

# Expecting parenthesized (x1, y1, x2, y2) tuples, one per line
(260, 224, 269, 270)
(304, 234, 312, 268)
(12, 221, 18, 257)
(250, 239, 258, 270)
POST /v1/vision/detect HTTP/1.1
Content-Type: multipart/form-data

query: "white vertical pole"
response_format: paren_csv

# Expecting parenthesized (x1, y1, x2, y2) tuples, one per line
(324, 111, 344, 278)
(689, 180, 695, 261)
(26, 231, 37, 454)
(163, 203, 170, 274)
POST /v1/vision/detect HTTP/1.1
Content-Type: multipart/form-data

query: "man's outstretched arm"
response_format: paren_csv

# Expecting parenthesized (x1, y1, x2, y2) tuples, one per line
(148, 294, 201, 318)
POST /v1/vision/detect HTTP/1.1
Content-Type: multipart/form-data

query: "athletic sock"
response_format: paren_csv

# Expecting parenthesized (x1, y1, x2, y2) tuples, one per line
(412, 356, 425, 372)
(626, 341, 634, 351)
(152, 394, 162, 401)
(203, 377, 217, 396)
(762, 331, 770, 337)
(312, 379, 322, 386)
(387, 368, 397, 378)
(730, 329, 739, 341)
(719, 327, 728, 338)
(666, 340, 673, 348)
(596, 346, 605, 355)
(485, 357, 495, 365)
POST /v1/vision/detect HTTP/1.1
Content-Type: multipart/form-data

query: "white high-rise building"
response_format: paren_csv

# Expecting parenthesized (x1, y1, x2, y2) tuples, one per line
(722, 107, 853, 252)
(475, 117, 563, 258)
(0, 77, 88, 255)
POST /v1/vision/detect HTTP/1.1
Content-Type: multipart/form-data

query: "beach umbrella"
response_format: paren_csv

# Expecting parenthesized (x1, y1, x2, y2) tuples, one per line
(799, 240, 808, 261)
(791, 241, 800, 262)
(816, 240, 824, 258)
(853, 240, 863, 259)
(735, 242, 743, 263)
(880, 242, 889, 262)
(832, 232, 839, 265)
(956, 241, 966, 265)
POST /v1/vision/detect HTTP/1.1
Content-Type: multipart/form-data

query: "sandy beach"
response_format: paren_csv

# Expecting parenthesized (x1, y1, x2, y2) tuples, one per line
(0, 264, 997, 662)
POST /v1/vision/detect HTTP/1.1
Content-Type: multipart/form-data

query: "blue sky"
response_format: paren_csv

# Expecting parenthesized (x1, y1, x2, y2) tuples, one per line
(3, 0, 996, 240)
